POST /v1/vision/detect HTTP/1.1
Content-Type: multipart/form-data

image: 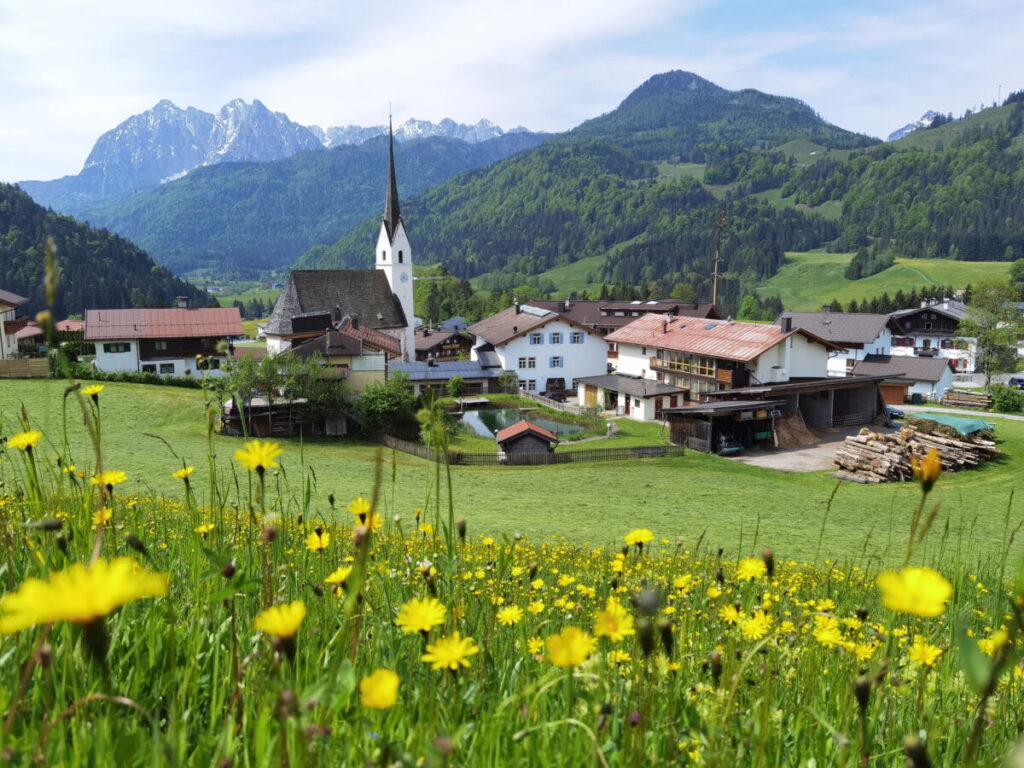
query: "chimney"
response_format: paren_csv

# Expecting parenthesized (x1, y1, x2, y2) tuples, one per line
(423, 328, 430, 337)
(821, 303, 832, 314)
(514, 303, 521, 314)
(427, 355, 436, 367)
(333, 304, 341, 323)
(512, 325, 518, 334)
(351, 315, 360, 329)
(176, 296, 188, 309)
(778, 316, 792, 333)
(661, 319, 668, 334)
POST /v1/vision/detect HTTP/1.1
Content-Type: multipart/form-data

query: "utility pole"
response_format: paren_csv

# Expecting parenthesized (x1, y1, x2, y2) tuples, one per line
(711, 210, 726, 307)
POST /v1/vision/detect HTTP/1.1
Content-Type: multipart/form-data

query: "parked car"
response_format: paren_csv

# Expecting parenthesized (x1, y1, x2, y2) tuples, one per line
(886, 405, 906, 421)
(1008, 377, 1024, 390)
(542, 391, 567, 403)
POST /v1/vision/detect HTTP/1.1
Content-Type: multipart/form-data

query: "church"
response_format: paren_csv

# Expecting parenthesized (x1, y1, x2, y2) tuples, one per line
(264, 122, 416, 360)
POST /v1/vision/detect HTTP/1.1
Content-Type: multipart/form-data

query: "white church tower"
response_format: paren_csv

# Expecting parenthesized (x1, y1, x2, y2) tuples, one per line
(375, 119, 416, 361)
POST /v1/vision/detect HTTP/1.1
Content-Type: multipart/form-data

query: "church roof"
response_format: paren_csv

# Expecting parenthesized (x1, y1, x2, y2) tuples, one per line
(383, 118, 403, 243)
(264, 270, 407, 337)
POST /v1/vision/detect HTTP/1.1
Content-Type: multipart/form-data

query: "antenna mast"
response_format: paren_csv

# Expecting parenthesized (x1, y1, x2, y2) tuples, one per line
(711, 210, 726, 306)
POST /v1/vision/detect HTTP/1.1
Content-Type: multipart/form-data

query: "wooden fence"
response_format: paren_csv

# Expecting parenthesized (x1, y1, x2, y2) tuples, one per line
(0, 358, 50, 378)
(376, 433, 684, 466)
(517, 390, 602, 417)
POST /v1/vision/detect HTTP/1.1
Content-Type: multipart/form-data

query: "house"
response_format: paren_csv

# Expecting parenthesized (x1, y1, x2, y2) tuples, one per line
(496, 419, 558, 458)
(778, 309, 902, 377)
(437, 316, 469, 332)
(851, 354, 955, 401)
(529, 299, 721, 339)
(0, 288, 29, 360)
(574, 373, 686, 420)
(467, 304, 609, 394)
(390, 359, 504, 398)
(890, 299, 975, 372)
(264, 121, 415, 359)
(414, 326, 472, 362)
(85, 304, 242, 377)
(289, 317, 400, 393)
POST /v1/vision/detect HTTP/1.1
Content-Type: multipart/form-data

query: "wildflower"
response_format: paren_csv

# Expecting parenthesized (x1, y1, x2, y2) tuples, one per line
(421, 631, 479, 671)
(740, 609, 772, 640)
(90, 470, 127, 487)
(813, 616, 844, 648)
(0, 557, 168, 635)
(395, 596, 446, 634)
(7, 430, 43, 452)
(194, 523, 215, 536)
(360, 668, 400, 709)
(497, 605, 524, 626)
(608, 649, 632, 665)
(528, 600, 545, 614)
(593, 596, 636, 642)
(172, 466, 195, 480)
(527, 636, 544, 654)
(546, 626, 597, 667)
(910, 448, 942, 492)
(419, 522, 434, 536)
(305, 529, 330, 552)
(706, 586, 722, 599)
(624, 528, 654, 547)
(81, 384, 105, 398)
(482, 536, 495, 547)
(877, 567, 952, 617)
(978, 629, 1010, 656)
(91, 506, 112, 530)
(325, 566, 353, 585)
(253, 600, 306, 639)
(908, 636, 943, 667)
(737, 558, 767, 581)
(718, 604, 743, 625)
(347, 497, 372, 519)
(233, 439, 283, 473)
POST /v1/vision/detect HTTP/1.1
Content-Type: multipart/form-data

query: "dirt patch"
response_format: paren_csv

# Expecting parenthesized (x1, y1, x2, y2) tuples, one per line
(728, 426, 890, 473)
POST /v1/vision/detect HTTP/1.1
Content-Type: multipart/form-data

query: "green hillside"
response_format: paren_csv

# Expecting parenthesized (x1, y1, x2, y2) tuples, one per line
(758, 251, 1013, 310)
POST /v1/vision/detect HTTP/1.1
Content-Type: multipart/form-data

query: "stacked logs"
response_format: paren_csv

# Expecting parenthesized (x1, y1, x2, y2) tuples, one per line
(941, 389, 991, 409)
(833, 426, 998, 484)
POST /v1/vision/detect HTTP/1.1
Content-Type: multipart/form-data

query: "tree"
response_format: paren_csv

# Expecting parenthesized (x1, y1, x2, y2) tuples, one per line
(736, 295, 760, 321)
(447, 375, 467, 399)
(670, 282, 697, 302)
(355, 373, 418, 435)
(957, 280, 1024, 386)
(1010, 259, 1024, 294)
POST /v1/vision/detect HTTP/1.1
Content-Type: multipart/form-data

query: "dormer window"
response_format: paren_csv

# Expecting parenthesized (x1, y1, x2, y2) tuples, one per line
(398, 250, 403, 263)
(381, 250, 386, 261)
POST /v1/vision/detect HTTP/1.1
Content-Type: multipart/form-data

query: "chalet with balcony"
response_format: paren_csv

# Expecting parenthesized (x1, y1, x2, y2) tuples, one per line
(414, 326, 473, 363)
(0, 288, 29, 360)
(85, 304, 242, 377)
(890, 299, 975, 372)
(778, 309, 901, 377)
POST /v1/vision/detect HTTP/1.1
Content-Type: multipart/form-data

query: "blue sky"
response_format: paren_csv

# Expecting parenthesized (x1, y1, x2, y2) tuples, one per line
(2, 0, 1022, 181)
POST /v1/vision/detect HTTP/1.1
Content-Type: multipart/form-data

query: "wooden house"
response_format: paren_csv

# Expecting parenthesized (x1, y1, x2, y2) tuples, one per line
(496, 419, 558, 460)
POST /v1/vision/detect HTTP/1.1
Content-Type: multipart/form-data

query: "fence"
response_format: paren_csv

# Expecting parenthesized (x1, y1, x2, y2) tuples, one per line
(375, 433, 684, 466)
(517, 390, 601, 417)
(0, 358, 50, 378)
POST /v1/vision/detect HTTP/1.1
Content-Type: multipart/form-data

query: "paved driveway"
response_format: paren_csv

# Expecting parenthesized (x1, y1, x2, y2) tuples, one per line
(728, 425, 881, 473)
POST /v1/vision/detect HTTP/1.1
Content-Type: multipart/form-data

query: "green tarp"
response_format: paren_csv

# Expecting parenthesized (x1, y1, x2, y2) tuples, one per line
(913, 412, 995, 435)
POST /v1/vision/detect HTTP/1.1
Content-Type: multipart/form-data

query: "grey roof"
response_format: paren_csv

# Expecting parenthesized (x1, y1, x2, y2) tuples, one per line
(892, 300, 968, 321)
(779, 311, 898, 344)
(851, 354, 953, 383)
(529, 299, 722, 331)
(391, 360, 501, 382)
(383, 119, 402, 243)
(438, 316, 469, 332)
(414, 327, 468, 352)
(575, 374, 686, 398)
(265, 270, 406, 336)
(662, 399, 787, 415)
(476, 348, 502, 368)
(0, 288, 29, 307)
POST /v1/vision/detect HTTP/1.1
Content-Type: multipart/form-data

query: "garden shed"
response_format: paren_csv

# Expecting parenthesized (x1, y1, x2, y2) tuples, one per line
(496, 419, 559, 460)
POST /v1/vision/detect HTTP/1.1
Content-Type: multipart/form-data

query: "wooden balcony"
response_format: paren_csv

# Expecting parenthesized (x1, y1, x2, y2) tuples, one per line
(607, 349, 619, 359)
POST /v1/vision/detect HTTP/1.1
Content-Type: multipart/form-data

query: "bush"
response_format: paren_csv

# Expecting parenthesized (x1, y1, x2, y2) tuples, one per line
(989, 383, 1024, 413)
(59, 361, 204, 389)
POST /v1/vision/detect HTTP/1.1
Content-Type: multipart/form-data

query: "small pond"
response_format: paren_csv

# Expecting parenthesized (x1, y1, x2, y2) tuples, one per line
(459, 407, 587, 439)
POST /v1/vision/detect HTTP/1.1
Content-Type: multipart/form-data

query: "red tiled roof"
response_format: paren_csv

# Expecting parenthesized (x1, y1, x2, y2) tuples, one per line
(605, 314, 841, 362)
(56, 319, 85, 332)
(84, 308, 243, 341)
(337, 318, 401, 356)
(14, 323, 43, 340)
(468, 305, 597, 347)
(495, 419, 559, 444)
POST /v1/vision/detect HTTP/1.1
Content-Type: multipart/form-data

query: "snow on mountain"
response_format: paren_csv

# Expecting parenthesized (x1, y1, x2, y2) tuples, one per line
(887, 110, 942, 142)
(308, 117, 515, 147)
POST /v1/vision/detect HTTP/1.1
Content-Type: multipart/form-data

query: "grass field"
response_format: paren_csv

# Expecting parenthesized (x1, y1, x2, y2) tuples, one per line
(3, 380, 1022, 566)
(758, 251, 1013, 310)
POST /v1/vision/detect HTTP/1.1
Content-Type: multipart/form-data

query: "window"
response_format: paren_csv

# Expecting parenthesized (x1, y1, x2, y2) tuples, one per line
(527, 380, 537, 391)
(924, 322, 933, 331)
(517, 357, 536, 369)
(154, 340, 169, 351)
(102, 342, 130, 354)
(550, 356, 563, 368)
(529, 332, 543, 345)
(141, 364, 157, 373)
(207, 358, 221, 370)
(570, 332, 584, 344)
(398, 250, 403, 263)
(381, 250, 386, 261)
(549, 332, 562, 344)
(159, 363, 175, 375)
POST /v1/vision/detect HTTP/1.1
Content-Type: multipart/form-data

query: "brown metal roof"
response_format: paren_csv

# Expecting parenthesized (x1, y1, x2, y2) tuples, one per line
(528, 299, 722, 331)
(606, 314, 841, 362)
(55, 319, 85, 332)
(468, 305, 599, 347)
(84, 308, 243, 341)
(851, 354, 954, 383)
(495, 419, 559, 445)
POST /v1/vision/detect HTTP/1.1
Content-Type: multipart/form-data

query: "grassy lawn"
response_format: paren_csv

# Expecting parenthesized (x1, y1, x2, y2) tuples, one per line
(759, 250, 1013, 310)
(3, 379, 1023, 565)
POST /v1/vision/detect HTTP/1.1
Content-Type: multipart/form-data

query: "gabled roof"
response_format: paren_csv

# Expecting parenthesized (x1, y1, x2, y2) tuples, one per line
(495, 419, 558, 445)
(336, 316, 402, 357)
(291, 330, 364, 359)
(851, 354, 954, 383)
(778, 311, 900, 344)
(55, 318, 85, 333)
(528, 299, 722, 331)
(437, 316, 469, 332)
(84, 307, 242, 341)
(467, 304, 596, 347)
(0, 288, 29, 308)
(606, 314, 841, 362)
(390, 360, 501, 381)
(265, 270, 406, 336)
(892, 300, 968, 322)
(575, 374, 686, 398)
(414, 327, 468, 352)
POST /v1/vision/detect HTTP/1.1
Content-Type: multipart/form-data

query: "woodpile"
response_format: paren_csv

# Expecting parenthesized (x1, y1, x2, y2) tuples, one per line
(833, 426, 998, 484)
(941, 389, 991, 409)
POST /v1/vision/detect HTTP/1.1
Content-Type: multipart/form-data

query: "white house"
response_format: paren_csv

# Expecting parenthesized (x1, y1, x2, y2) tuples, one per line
(852, 354, 955, 401)
(779, 309, 901, 377)
(890, 299, 976, 372)
(85, 305, 242, 377)
(0, 288, 29, 360)
(467, 304, 609, 394)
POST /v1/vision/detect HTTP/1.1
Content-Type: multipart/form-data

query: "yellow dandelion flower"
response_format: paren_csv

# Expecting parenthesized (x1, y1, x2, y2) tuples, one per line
(91, 506, 112, 530)
(718, 604, 743, 625)
(546, 626, 597, 668)
(347, 497, 372, 518)
(81, 384, 105, 397)
(421, 631, 479, 671)
(395, 597, 446, 634)
(233, 439, 283, 472)
(527, 600, 545, 614)
(908, 635, 943, 667)
(910, 448, 942, 491)
(305, 530, 330, 552)
(624, 528, 655, 547)
(419, 522, 434, 536)
(527, 636, 544, 654)
(172, 466, 195, 480)
(359, 668, 400, 709)
(978, 629, 1010, 656)
(90, 470, 127, 487)
(608, 649, 632, 665)
(593, 596, 635, 643)
(253, 600, 306, 639)
(740, 609, 772, 640)
(0, 557, 168, 634)
(194, 523, 215, 536)
(877, 567, 952, 617)
(325, 566, 353, 585)
(497, 605, 524, 626)
(7, 430, 43, 452)
(737, 558, 767, 581)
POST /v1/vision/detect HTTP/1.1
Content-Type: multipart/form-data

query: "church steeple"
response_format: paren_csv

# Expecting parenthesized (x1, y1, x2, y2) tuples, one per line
(383, 116, 402, 242)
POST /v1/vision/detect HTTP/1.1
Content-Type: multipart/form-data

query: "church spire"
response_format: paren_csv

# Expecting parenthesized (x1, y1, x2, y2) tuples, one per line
(383, 116, 402, 241)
